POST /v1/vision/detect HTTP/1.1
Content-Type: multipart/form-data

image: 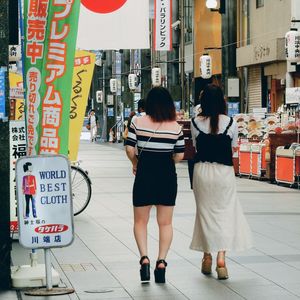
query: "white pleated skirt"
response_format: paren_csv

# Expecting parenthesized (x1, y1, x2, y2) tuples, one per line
(190, 162, 253, 253)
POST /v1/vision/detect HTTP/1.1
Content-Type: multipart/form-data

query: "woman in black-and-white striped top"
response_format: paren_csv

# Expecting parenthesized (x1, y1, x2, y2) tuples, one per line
(125, 87, 185, 284)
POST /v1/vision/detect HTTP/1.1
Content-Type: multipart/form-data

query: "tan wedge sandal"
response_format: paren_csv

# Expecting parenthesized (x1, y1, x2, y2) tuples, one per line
(216, 265, 229, 280)
(201, 254, 212, 275)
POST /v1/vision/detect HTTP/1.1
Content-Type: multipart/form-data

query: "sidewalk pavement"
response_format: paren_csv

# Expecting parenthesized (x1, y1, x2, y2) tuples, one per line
(5, 140, 300, 300)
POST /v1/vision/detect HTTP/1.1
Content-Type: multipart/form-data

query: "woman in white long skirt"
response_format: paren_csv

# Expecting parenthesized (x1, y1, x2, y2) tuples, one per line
(190, 84, 252, 280)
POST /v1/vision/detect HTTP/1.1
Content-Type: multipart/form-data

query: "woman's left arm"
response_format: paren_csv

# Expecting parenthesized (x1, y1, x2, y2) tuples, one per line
(173, 129, 185, 163)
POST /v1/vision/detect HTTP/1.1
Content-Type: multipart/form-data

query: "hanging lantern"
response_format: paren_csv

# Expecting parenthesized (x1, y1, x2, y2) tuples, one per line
(285, 29, 300, 63)
(96, 90, 103, 103)
(110, 78, 117, 93)
(200, 54, 212, 79)
(205, 0, 218, 9)
(151, 67, 161, 86)
(128, 74, 137, 90)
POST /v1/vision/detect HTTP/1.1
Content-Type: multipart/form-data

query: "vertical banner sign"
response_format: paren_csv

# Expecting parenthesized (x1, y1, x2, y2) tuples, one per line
(154, 0, 172, 51)
(16, 155, 73, 249)
(10, 121, 27, 233)
(0, 68, 6, 119)
(24, 0, 80, 156)
(68, 50, 95, 162)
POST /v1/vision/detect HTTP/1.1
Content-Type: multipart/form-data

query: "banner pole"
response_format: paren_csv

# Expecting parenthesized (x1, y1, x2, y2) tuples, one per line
(44, 249, 53, 291)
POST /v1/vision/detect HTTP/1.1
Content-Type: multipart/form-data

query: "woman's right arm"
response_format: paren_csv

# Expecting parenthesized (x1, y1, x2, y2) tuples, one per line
(173, 153, 184, 163)
(126, 146, 138, 175)
(231, 120, 239, 153)
(125, 118, 138, 175)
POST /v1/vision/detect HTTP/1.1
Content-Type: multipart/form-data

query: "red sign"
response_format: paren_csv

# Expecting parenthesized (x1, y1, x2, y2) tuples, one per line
(81, 0, 127, 13)
(35, 224, 69, 234)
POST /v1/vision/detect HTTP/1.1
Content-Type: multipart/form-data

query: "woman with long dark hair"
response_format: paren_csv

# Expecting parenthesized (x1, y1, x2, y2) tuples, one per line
(125, 87, 185, 283)
(190, 84, 252, 279)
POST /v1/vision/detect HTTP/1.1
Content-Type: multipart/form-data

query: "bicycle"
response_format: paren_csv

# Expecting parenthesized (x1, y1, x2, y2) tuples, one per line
(70, 161, 92, 216)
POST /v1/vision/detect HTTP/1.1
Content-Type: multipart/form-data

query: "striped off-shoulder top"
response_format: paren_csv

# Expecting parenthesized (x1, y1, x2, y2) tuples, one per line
(126, 115, 185, 154)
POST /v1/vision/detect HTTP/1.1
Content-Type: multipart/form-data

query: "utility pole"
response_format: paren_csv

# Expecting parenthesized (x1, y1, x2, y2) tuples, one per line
(221, 0, 237, 97)
(167, 0, 180, 102)
(0, 0, 12, 289)
(102, 58, 107, 142)
(179, 0, 185, 111)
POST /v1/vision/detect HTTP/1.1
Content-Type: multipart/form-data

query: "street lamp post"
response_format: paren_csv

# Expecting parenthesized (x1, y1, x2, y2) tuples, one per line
(205, 0, 237, 97)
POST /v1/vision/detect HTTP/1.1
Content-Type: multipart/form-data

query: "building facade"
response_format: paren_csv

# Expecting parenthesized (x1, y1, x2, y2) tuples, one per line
(237, 0, 300, 113)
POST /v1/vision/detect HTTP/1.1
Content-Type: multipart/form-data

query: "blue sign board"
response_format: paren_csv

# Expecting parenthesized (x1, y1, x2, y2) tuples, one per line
(0, 69, 5, 119)
(124, 108, 131, 118)
(227, 102, 239, 117)
(174, 101, 181, 112)
(107, 107, 114, 117)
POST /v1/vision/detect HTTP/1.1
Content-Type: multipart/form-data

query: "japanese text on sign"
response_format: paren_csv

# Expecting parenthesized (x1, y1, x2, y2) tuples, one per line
(16, 155, 73, 249)
(40, 0, 75, 154)
(154, 0, 172, 51)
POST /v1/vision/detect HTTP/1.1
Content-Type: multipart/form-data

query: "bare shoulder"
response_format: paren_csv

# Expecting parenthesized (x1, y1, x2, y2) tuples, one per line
(173, 120, 184, 133)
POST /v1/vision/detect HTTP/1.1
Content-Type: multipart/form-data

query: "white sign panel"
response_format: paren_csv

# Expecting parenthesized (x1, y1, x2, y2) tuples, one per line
(227, 78, 240, 97)
(77, 0, 149, 50)
(154, 0, 172, 51)
(16, 155, 74, 249)
(286, 87, 300, 104)
(10, 87, 24, 99)
(10, 121, 27, 233)
(9, 45, 22, 62)
(107, 94, 114, 106)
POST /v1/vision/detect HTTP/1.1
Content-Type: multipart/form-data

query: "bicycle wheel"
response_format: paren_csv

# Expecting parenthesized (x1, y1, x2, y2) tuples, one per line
(70, 165, 92, 216)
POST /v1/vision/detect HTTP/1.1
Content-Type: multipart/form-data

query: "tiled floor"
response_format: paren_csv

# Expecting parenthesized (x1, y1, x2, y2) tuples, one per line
(11, 141, 300, 299)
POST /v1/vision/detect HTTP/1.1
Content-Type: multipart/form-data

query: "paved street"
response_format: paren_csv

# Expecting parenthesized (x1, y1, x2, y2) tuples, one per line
(5, 140, 300, 299)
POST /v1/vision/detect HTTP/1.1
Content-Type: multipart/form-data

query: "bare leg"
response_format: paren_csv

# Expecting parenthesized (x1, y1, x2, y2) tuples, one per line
(217, 251, 226, 267)
(133, 205, 152, 263)
(156, 205, 174, 268)
(216, 250, 228, 279)
(203, 252, 212, 259)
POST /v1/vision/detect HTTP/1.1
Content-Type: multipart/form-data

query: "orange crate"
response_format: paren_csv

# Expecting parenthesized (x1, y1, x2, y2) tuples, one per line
(239, 144, 251, 176)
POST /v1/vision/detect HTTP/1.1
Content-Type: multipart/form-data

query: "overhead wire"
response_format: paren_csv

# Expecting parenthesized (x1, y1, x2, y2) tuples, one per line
(109, 24, 291, 76)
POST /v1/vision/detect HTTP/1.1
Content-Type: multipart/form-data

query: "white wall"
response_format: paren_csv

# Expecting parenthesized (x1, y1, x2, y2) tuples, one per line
(249, 0, 291, 45)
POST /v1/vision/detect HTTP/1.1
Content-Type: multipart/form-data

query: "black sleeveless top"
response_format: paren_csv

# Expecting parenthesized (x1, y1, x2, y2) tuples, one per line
(191, 117, 234, 166)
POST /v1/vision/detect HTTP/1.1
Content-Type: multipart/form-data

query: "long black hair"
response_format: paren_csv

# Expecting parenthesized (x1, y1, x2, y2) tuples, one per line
(145, 87, 176, 122)
(199, 84, 226, 135)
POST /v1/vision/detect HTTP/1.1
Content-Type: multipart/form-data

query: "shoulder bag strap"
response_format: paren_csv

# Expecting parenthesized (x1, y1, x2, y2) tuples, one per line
(223, 117, 233, 135)
(191, 117, 202, 133)
(139, 124, 161, 155)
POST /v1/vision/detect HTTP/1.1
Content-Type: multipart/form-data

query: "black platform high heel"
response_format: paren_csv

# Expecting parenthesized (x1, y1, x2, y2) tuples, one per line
(139, 256, 150, 282)
(154, 259, 167, 283)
